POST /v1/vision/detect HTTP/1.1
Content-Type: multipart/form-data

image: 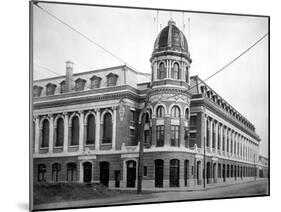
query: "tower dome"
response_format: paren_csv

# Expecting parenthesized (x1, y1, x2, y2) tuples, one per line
(151, 19, 191, 63)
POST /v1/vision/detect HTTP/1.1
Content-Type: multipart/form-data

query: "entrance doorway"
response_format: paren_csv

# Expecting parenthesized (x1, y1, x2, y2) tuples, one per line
(169, 159, 180, 187)
(155, 159, 164, 187)
(100, 161, 110, 186)
(83, 162, 92, 183)
(126, 160, 136, 188)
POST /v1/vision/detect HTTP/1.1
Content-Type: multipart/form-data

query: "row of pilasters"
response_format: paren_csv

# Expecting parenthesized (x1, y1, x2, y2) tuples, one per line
(204, 114, 258, 163)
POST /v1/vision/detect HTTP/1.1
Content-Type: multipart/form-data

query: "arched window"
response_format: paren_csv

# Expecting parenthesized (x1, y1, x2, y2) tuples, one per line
(67, 163, 77, 181)
(38, 164, 46, 182)
(55, 117, 64, 147)
(41, 119, 49, 148)
(158, 63, 166, 79)
(172, 63, 180, 80)
(156, 106, 165, 118)
(185, 108, 189, 119)
(86, 114, 95, 145)
(52, 163, 61, 182)
(171, 106, 180, 118)
(103, 112, 112, 143)
(71, 116, 79, 146)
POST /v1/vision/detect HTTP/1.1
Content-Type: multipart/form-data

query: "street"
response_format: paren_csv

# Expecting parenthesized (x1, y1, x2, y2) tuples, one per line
(34, 179, 268, 210)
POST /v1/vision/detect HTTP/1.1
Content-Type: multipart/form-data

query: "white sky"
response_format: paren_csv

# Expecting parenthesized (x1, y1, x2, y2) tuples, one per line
(33, 3, 268, 157)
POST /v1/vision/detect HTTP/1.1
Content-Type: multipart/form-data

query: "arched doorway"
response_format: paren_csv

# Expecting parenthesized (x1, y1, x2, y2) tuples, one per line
(83, 162, 92, 183)
(184, 160, 189, 186)
(155, 159, 164, 187)
(100, 161, 110, 186)
(197, 161, 201, 185)
(126, 160, 136, 188)
(222, 164, 226, 182)
(170, 159, 180, 187)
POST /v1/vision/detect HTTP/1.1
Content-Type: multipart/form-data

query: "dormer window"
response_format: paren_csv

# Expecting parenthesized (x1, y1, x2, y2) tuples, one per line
(33, 85, 43, 98)
(46, 83, 57, 96)
(90, 75, 102, 89)
(75, 78, 86, 91)
(106, 73, 118, 87)
(200, 86, 205, 94)
(60, 80, 66, 94)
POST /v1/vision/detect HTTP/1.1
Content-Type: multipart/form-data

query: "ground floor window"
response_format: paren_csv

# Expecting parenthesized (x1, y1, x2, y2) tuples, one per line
(52, 163, 61, 182)
(67, 163, 77, 182)
(38, 164, 46, 182)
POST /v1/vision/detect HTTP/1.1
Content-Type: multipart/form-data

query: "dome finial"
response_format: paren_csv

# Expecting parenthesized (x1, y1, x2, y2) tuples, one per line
(168, 18, 176, 26)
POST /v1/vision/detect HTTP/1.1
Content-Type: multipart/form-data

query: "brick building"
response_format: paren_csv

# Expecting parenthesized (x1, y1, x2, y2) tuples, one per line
(32, 20, 261, 189)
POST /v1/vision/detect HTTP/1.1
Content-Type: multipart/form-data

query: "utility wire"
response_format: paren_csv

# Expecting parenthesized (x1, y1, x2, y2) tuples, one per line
(34, 3, 142, 72)
(161, 32, 268, 101)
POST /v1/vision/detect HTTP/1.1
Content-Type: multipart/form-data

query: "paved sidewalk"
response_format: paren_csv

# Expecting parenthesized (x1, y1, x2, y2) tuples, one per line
(34, 178, 268, 210)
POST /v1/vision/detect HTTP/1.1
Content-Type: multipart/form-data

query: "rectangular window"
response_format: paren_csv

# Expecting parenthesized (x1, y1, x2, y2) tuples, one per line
(184, 127, 189, 148)
(143, 166, 147, 177)
(130, 110, 135, 122)
(190, 133, 196, 139)
(144, 130, 149, 144)
(156, 125, 164, 147)
(171, 125, 180, 147)
(129, 129, 135, 136)
(190, 116, 197, 126)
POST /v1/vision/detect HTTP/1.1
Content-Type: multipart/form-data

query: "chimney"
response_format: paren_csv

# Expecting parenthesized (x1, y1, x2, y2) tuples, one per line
(65, 60, 74, 92)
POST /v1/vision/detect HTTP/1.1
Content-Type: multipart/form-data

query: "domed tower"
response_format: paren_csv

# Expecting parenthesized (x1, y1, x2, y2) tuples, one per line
(148, 19, 192, 148)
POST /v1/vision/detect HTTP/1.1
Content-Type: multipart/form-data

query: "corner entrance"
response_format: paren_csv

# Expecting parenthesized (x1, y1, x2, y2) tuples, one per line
(155, 159, 164, 187)
(100, 161, 110, 186)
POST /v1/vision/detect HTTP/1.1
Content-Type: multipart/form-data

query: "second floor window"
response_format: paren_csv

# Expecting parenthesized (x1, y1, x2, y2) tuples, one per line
(190, 116, 197, 126)
(156, 125, 164, 147)
(171, 125, 180, 147)
(70, 116, 79, 146)
(156, 106, 165, 118)
(55, 117, 64, 147)
(86, 114, 95, 145)
(171, 106, 180, 118)
(41, 119, 49, 148)
(103, 112, 112, 143)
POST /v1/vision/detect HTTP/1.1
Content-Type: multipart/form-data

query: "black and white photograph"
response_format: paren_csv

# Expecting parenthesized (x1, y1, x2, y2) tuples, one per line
(30, 1, 269, 211)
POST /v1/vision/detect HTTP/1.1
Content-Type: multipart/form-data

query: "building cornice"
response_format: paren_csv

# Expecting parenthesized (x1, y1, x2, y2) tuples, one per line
(191, 97, 260, 141)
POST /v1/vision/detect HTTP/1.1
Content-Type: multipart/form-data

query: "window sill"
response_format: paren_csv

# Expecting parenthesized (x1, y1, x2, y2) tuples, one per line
(54, 146, 63, 148)
(39, 147, 49, 150)
(85, 144, 95, 146)
(100, 143, 112, 146)
(69, 145, 79, 147)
